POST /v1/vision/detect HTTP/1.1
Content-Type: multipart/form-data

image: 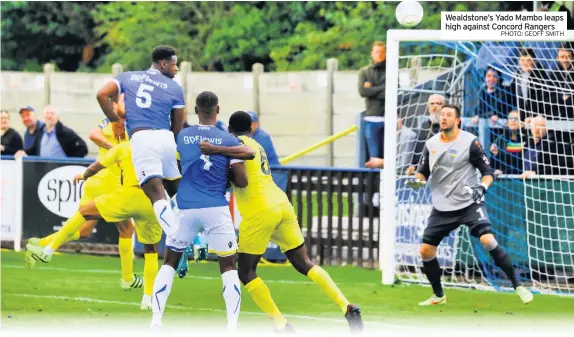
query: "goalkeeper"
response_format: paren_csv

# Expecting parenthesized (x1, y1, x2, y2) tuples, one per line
(407, 104, 533, 306)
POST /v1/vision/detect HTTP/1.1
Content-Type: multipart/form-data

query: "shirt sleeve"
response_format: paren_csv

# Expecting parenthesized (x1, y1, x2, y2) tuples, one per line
(112, 74, 124, 94)
(417, 145, 431, 179)
(173, 85, 185, 109)
(99, 144, 120, 168)
(469, 138, 495, 178)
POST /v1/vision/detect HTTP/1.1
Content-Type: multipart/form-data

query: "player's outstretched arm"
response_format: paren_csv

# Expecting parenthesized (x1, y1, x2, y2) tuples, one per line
(74, 161, 105, 183)
(229, 162, 248, 188)
(96, 81, 120, 123)
(89, 124, 114, 150)
(199, 141, 255, 160)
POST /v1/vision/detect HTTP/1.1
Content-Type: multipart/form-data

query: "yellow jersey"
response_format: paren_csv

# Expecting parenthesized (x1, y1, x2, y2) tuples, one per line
(232, 136, 289, 218)
(99, 142, 138, 187)
(92, 118, 128, 181)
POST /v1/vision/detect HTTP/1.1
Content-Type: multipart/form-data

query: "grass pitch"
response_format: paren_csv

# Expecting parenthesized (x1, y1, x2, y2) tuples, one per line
(1, 250, 573, 335)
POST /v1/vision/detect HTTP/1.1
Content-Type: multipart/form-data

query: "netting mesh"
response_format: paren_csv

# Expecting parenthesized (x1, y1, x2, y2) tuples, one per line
(393, 40, 574, 295)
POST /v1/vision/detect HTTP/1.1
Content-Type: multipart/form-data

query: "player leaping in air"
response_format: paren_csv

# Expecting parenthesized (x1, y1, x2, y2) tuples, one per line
(25, 141, 163, 310)
(406, 104, 533, 306)
(96, 45, 185, 237)
(27, 94, 144, 290)
(150, 92, 255, 330)
(199, 111, 363, 333)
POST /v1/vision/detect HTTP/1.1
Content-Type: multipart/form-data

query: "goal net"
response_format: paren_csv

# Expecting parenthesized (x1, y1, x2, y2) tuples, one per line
(380, 30, 574, 296)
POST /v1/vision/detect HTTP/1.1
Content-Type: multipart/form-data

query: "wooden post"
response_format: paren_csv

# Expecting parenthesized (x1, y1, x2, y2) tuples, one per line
(252, 63, 263, 116)
(326, 58, 338, 167)
(43, 63, 55, 106)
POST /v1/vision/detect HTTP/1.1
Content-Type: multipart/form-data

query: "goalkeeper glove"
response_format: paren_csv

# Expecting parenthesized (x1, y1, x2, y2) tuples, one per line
(406, 178, 426, 190)
(465, 184, 487, 203)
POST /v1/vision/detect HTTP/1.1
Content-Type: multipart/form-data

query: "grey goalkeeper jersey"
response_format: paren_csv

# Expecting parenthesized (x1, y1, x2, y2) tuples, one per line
(418, 130, 494, 212)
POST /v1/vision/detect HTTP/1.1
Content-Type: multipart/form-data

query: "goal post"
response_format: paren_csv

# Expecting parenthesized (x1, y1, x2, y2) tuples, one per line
(380, 30, 574, 295)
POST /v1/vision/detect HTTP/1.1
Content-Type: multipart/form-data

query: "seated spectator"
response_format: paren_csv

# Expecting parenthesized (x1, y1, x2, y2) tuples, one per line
(365, 115, 416, 172)
(15, 105, 88, 158)
(404, 94, 445, 175)
(19, 105, 45, 151)
(477, 67, 515, 121)
(510, 48, 549, 122)
(521, 115, 574, 179)
(488, 111, 527, 176)
(246, 111, 280, 165)
(547, 42, 574, 120)
(1, 110, 24, 155)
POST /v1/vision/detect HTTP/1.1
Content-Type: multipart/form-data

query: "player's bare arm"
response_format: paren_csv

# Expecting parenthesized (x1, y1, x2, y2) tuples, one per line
(199, 141, 256, 160)
(96, 81, 121, 123)
(89, 126, 114, 150)
(73, 162, 105, 183)
(229, 162, 248, 188)
(171, 107, 186, 137)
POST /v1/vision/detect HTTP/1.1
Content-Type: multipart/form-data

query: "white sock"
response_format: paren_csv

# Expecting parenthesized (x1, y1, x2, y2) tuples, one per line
(153, 200, 177, 236)
(151, 265, 175, 325)
(221, 269, 241, 330)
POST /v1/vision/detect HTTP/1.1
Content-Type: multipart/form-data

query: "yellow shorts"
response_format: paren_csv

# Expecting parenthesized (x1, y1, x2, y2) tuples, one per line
(80, 175, 121, 206)
(94, 186, 162, 244)
(238, 202, 305, 255)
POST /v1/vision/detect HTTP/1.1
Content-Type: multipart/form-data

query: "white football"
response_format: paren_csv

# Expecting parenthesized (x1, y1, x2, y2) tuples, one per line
(396, 1, 424, 28)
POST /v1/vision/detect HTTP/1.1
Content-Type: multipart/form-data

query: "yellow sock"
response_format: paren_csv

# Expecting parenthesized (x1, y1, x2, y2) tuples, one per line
(50, 213, 86, 251)
(118, 238, 134, 282)
(143, 253, 159, 296)
(39, 230, 80, 247)
(245, 277, 287, 329)
(307, 265, 350, 314)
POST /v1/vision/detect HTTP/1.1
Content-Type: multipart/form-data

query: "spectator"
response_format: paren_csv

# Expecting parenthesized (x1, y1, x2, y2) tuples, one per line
(246, 111, 280, 165)
(404, 94, 445, 175)
(511, 48, 549, 122)
(358, 41, 386, 161)
(15, 105, 88, 158)
(365, 115, 416, 172)
(488, 110, 527, 176)
(521, 115, 574, 179)
(476, 67, 515, 121)
(547, 42, 574, 120)
(1, 110, 24, 155)
(19, 105, 45, 151)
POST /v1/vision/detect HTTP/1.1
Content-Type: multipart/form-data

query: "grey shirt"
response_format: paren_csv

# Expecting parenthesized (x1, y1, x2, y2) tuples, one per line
(418, 130, 494, 212)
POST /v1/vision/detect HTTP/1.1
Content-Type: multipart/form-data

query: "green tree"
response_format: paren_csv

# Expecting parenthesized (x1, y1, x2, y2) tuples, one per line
(1, 1, 103, 71)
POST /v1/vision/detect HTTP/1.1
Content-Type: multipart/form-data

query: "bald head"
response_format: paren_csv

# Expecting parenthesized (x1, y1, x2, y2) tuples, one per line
(427, 94, 446, 118)
(43, 105, 60, 127)
(530, 115, 547, 139)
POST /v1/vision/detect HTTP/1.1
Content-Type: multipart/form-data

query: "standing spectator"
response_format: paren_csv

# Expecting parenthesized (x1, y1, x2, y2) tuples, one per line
(521, 115, 574, 179)
(404, 94, 445, 175)
(477, 67, 515, 120)
(15, 105, 88, 158)
(358, 41, 386, 161)
(488, 111, 527, 176)
(547, 42, 574, 120)
(511, 48, 549, 122)
(365, 115, 416, 172)
(19, 105, 45, 151)
(1, 110, 24, 155)
(246, 111, 280, 165)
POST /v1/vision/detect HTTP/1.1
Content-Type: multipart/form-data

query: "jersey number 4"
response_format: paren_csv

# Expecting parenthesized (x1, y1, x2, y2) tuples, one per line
(136, 84, 154, 108)
(200, 154, 213, 171)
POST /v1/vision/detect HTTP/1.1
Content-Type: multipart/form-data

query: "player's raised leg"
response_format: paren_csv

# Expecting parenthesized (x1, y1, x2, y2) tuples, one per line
(479, 233, 533, 304)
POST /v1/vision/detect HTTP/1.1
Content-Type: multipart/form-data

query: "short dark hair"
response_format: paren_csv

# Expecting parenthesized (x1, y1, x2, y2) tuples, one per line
(485, 66, 501, 79)
(441, 103, 461, 118)
(229, 111, 252, 134)
(519, 48, 535, 59)
(152, 45, 176, 63)
(195, 91, 218, 114)
(559, 42, 573, 55)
